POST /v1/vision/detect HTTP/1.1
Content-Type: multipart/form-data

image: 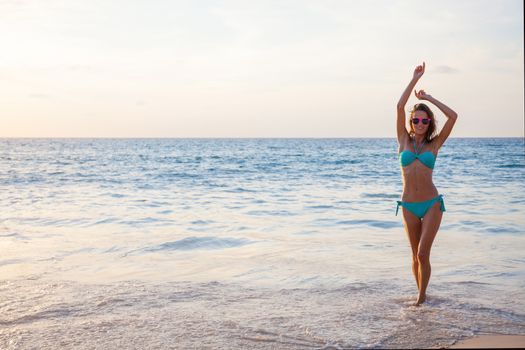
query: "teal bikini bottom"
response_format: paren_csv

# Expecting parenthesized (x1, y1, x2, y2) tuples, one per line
(396, 195, 445, 219)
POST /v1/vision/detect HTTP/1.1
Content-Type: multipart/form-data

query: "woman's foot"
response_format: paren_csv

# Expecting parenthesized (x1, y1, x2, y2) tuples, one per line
(414, 294, 426, 306)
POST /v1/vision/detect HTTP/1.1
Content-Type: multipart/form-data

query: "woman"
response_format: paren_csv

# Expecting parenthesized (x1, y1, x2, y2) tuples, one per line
(396, 62, 458, 305)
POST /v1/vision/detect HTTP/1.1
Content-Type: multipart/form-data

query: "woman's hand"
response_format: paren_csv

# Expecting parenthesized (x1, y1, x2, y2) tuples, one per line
(412, 62, 425, 81)
(414, 89, 432, 100)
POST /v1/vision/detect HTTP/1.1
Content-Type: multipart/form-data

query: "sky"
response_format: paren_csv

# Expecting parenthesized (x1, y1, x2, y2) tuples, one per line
(0, 0, 523, 137)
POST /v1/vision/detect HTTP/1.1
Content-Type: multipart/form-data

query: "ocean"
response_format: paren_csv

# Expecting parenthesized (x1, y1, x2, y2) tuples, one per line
(1, 138, 524, 349)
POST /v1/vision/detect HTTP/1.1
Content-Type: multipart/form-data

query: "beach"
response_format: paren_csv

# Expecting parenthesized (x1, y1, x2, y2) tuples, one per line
(1, 138, 524, 349)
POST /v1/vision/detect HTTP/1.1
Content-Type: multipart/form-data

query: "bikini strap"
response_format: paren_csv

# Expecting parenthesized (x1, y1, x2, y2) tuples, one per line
(439, 195, 446, 212)
(396, 201, 402, 216)
(413, 138, 425, 155)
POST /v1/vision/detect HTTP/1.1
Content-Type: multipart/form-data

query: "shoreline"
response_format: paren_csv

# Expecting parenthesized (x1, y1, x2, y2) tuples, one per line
(449, 334, 525, 349)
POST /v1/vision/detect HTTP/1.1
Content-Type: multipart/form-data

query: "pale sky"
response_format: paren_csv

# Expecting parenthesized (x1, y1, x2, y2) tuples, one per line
(1, 0, 523, 137)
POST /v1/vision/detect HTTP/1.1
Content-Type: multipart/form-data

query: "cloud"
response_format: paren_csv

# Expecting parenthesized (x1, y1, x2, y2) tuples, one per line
(433, 65, 460, 74)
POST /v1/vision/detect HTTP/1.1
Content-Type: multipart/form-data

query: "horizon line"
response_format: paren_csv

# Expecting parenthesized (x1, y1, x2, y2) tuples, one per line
(1, 136, 524, 139)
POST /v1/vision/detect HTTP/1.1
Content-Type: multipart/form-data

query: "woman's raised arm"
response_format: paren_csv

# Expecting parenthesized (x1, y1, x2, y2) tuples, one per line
(397, 62, 425, 144)
(414, 89, 458, 150)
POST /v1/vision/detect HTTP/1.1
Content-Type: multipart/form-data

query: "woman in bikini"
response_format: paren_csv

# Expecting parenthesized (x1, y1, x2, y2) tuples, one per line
(396, 62, 458, 305)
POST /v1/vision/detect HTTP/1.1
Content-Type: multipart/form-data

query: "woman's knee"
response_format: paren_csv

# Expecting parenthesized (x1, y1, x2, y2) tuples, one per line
(417, 250, 430, 264)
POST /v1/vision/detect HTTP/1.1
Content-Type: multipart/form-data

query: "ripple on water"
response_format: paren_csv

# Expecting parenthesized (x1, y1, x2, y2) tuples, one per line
(0, 232, 26, 239)
(361, 193, 400, 199)
(336, 219, 401, 229)
(141, 236, 255, 253)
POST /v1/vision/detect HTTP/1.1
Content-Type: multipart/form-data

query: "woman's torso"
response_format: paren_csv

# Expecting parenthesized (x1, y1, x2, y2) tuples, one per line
(399, 137, 439, 202)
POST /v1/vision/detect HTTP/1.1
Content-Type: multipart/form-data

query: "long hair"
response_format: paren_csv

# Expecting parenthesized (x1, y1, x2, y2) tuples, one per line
(409, 103, 438, 143)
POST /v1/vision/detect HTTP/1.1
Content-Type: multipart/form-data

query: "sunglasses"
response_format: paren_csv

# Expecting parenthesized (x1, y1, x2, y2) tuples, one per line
(412, 118, 431, 125)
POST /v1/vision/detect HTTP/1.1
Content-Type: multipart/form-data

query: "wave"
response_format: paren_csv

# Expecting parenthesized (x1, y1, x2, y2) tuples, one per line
(142, 236, 254, 252)
(496, 164, 525, 168)
(337, 219, 401, 229)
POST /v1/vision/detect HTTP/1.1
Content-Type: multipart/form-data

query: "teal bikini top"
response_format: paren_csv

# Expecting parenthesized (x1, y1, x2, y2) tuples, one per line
(399, 139, 436, 169)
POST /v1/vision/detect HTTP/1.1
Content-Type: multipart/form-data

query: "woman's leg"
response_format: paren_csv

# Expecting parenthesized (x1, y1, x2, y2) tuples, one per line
(416, 201, 444, 305)
(402, 208, 422, 290)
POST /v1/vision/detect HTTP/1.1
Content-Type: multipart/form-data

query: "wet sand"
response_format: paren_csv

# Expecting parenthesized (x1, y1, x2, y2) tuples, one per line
(450, 334, 525, 348)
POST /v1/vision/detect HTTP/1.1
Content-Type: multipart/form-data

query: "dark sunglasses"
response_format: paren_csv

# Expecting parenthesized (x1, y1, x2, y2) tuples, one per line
(412, 118, 430, 125)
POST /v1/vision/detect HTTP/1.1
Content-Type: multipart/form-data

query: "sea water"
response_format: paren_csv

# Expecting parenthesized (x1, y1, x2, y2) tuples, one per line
(1, 138, 524, 349)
